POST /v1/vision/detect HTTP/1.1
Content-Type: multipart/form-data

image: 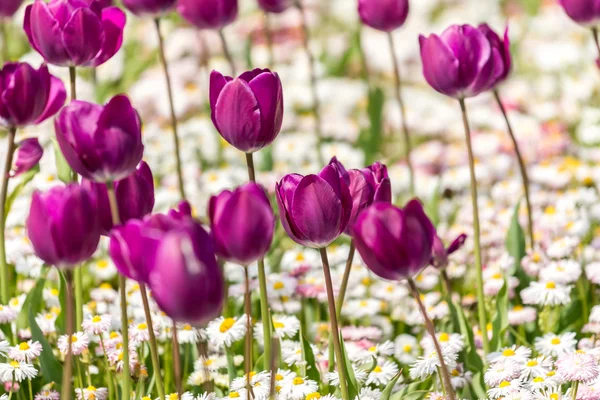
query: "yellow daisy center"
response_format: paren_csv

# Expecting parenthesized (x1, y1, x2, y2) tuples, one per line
(293, 377, 305, 385)
(273, 281, 284, 290)
(502, 349, 515, 357)
(546, 281, 556, 289)
(92, 315, 102, 323)
(220, 318, 236, 333)
(499, 381, 511, 388)
(306, 393, 321, 400)
(19, 342, 30, 351)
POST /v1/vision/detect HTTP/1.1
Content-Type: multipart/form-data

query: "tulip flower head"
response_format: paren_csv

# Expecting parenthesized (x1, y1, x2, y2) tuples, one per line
(358, 0, 409, 32)
(0, 0, 24, 17)
(258, 0, 292, 13)
(178, 0, 238, 29)
(12, 138, 43, 177)
(558, 0, 600, 26)
(478, 24, 511, 88)
(431, 233, 467, 269)
(122, 0, 176, 17)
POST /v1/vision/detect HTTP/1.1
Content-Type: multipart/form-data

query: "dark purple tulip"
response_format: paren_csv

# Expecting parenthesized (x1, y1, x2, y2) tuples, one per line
(276, 161, 352, 248)
(23, 0, 126, 67)
(0, 0, 23, 17)
(431, 233, 466, 269)
(209, 182, 275, 266)
(12, 138, 43, 177)
(258, 0, 292, 13)
(122, 0, 176, 17)
(94, 0, 114, 8)
(27, 184, 101, 267)
(54, 94, 144, 183)
(210, 68, 283, 153)
(0, 63, 66, 129)
(352, 199, 435, 281)
(148, 218, 225, 326)
(177, 0, 237, 30)
(83, 161, 155, 234)
(559, 0, 600, 26)
(358, 0, 409, 32)
(419, 24, 505, 99)
(478, 24, 511, 87)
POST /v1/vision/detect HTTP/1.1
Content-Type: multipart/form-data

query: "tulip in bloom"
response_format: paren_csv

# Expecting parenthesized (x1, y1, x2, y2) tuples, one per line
(258, 0, 292, 13)
(558, 0, 600, 26)
(347, 162, 392, 234)
(478, 24, 511, 88)
(352, 199, 435, 281)
(209, 182, 275, 266)
(419, 24, 506, 99)
(358, 0, 409, 32)
(178, 0, 238, 29)
(27, 184, 101, 267)
(12, 138, 43, 177)
(122, 0, 176, 17)
(431, 233, 467, 269)
(0, 63, 66, 129)
(24, 0, 126, 67)
(0, 0, 23, 17)
(276, 161, 352, 248)
(210, 68, 283, 153)
(55, 94, 144, 182)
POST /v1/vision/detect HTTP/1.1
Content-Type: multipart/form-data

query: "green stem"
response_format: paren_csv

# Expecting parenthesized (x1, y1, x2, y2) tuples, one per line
(69, 66, 77, 101)
(172, 321, 183, 396)
(0, 126, 16, 304)
(336, 241, 355, 320)
(218, 28, 236, 76)
(508, 325, 530, 347)
(74, 267, 83, 329)
(61, 270, 75, 400)
(28, 378, 33, 400)
(572, 381, 579, 400)
(263, 12, 275, 69)
(7, 376, 14, 400)
(243, 266, 254, 398)
(226, 346, 237, 384)
(140, 283, 165, 400)
(577, 277, 590, 324)
(99, 335, 115, 400)
(458, 98, 490, 357)
(76, 357, 84, 390)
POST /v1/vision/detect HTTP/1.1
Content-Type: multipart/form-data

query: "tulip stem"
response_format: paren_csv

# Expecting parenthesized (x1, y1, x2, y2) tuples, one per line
(74, 268, 83, 328)
(218, 29, 236, 76)
(140, 283, 165, 400)
(243, 266, 254, 399)
(0, 126, 15, 304)
(1, 22, 9, 63)
(407, 278, 455, 400)
(244, 152, 273, 370)
(296, 0, 324, 165)
(458, 99, 489, 357)
(387, 32, 414, 197)
(69, 67, 77, 101)
(319, 248, 349, 400)
(172, 321, 183, 396)
(154, 18, 186, 201)
(263, 12, 275, 69)
(61, 270, 75, 400)
(493, 89, 535, 250)
(592, 27, 600, 63)
(335, 241, 355, 320)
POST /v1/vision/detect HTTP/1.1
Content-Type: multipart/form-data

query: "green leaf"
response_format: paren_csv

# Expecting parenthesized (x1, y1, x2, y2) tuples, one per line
(390, 378, 432, 400)
(490, 280, 509, 351)
(505, 201, 526, 276)
(338, 334, 358, 399)
(424, 184, 442, 227)
(29, 305, 63, 384)
(300, 322, 320, 384)
(358, 87, 385, 164)
(381, 371, 402, 400)
(5, 164, 39, 220)
(454, 300, 486, 397)
(52, 138, 74, 183)
(17, 269, 47, 330)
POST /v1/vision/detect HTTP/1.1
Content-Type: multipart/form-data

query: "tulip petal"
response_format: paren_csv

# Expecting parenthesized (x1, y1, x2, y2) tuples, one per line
(419, 34, 460, 98)
(25, 1, 71, 65)
(248, 71, 283, 146)
(26, 191, 59, 266)
(86, 6, 125, 67)
(62, 7, 104, 65)
(209, 70, 231, 123)
(401, 199, 435, 272)
(2, 63, 48, 126)
(12, 138, 43, 177)
(35, 75, 67, 124)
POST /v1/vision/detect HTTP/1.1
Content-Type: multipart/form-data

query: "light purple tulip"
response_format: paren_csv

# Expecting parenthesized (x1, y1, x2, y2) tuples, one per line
(559, 0, 600, 26)
(210, 68, 283, 153)
(358, 0, 409, 32)
(178, 0, 237, 29)
(352, 199, 435, 281)
(122, 0, 176, 17)
(258, 0, 292, 13)
(54, 94, 144, 183)
(478, 24, 511, 88)
(24, 0, 126, 67)
(12, 138, 43, 177)
(0, 0, 23, 17)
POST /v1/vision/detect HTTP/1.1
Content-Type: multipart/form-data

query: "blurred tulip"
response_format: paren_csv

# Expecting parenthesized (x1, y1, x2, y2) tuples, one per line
(210, 68, 283, 153)
(258, 0, 292, 13)
(12, 138, 43, 177)
(23, 0, 126, 67)
(83, 161, 155, 234)
(0, 0, 23, 17)
(478, 24, 511, 88)
(358, 0, 409, 32)
(419, 24, 504, 99)
(559, 0, 600, 26)
(0, 63, 66, 129)
(177, 0, 237, 29)
(353, 199, 435, 281)
(431, 233, 467, 269)
(54, 94, 144, 182)
(122, 0, 176, 17)
(94, 0, 114, 8)
(209, 182, 275, 265)
(27, 184, 101, 267)
(276, 161, 352, 248)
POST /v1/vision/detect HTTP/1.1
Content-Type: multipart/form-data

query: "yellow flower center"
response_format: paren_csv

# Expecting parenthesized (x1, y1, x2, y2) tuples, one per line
(293, 377, 305, 385)
(96, 260, 109, 268)
(295, 253, 305, 262)
(550, 394, 559, 400)
(551, 338, 561, 345)
(92, 315, 102, 323)
(203, 359, 213, 366)
(71, 335, 78, 343)
(439, 333, 450, 342)
(368, 346, 377, 353)
(499, 381, 511, 388)
(273, 281, 284, 290)
(532, 253, 541, 262)
(100, 283, 112, 290)
(275, 374, 283, 381)
(9, 361, 19, 368)
(168, 394, 178, 400)
(220, 318, 236, 333)
(513, 305, 524, 311)
(229, 393, 240, 398)
(137, 323, 148, 330)
(492, 273, 502, 279)
(533, 377, 544, 383)
(547, 371, 556, 377)
(403, 344, 412, 352)
(273, 321, 285, 329)
(306, 393, 321, 400)
(502, 349, 515, 357)
(50, 288, 59, 296)
(361, 277, 371, 286)
(527, 360, 538, 367)
(545, 281, 556, 289)
(451, 369, 460, 377)
(373, 366, 382, 373)
(19, 342, 30, 351)
(87, 386, 97, 391)
(109, 332, 119, 339)
(545, 206, 556, 215)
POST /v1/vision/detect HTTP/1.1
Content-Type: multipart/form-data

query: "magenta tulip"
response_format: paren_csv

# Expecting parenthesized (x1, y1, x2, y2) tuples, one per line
(559, 0, 600, 26)
(478, 24, 511, 88)
(0, 0, 23, 17)
(178, 0, 237, 29)
(258, 0, 292, 13)
(122, 0, 176, 17)
(12, 138, 43, 177)
(358, 0, 409, 32)
(431, 233, 466, 269)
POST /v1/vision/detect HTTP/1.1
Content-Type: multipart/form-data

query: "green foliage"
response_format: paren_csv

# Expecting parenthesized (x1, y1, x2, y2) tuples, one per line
(381, 371, 403, 400)
(490, 280, 509, 351)
(505, 202, 526, 276)
(358, 87, 385, 164)
(29, 305, 63, 384)
(17, 269, 47, 330)
(339, 334, 359, 399)
(5, 164, 39, 220)
(300, 321, 320, 384)
(52, 138, 75, 184)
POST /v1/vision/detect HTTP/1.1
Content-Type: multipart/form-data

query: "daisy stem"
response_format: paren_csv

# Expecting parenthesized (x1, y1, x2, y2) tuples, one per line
(154, 17, 186, 201)
(74, 268, 83, 329)
(245, 152, 273, 370)
(218, 28, 236, 76)
(507, 325, 530, 347)
(319, 248, 350, 400)
(99, 335, 115, 400)
(572, 381, 579, 400)
(388, 32, 414, 197)
(493, 89, 535, 250)
(27, 378, 33, 400)
(172, 321, 183, 396)
(263, 12, 275, 69)
(407, 278, 455, 400)
(458, 98, 490, 357)
(0, 126, 16, 305)
(69, 66, 76, 101)
(243, 266, 254, 399)
(61, 269, 75, 400)
(592, 27, 600, 63)
(106, 181, 131, 400)
(296, 0, 324, 165)
(76, 357, 84, 390)
(139, 283, 165, 400)
(577, 276, 590, 325)
(7, 376, 13, 400)
(435, 366, 446, 396)
(225, 345, 237, 384)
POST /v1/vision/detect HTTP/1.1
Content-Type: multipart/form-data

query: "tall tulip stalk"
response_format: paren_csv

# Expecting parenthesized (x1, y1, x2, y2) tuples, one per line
(258, 0, 292, 68)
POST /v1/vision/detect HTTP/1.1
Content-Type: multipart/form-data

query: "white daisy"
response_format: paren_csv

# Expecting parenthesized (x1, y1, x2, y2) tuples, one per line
(82, 314, 112, 335)
(0, 361, 38, 382)
(488, 379, 525, 399)
(278, 376, 319, 400)
(409, 349, 458, 380)
(0, 340, 9, 357)
(8, 341, 42, 362)
(485, 359, 523, 387)
(488, 345, 532, 365)
(177, 324, 200, 344)
(205, 315, 247, 350)
(57, 332, 90, 356)
(394, 334, 419, 364)
(522, 356, 553, 379)
(521, 281, 572, 306)
(365, 360, 399, 386)
(0, 304, 17, 324)
(75, 386, 108, 400)
(535, 332, 577, 357)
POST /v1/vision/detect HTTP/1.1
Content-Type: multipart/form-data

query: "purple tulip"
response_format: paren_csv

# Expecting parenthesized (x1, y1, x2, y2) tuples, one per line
(0, 0, 23, 17)
(352, 199, 435, 281)
(358, 0, 409, 32)
(54, 94, 144, 183)
(478, 24, 511, 88)
(419, 24, 505, 99)
(27, 184, 101, 267)
(83, 161, 155, 234)
(559, 0, 600, 25)
(94, 0, 114, 8)
(0, 63, 66, 129)
(12, 138, 43, 177)
(122, 0, 176, 17)
(210, 68, 283, 153)
(148, 218, 225, 326)
(258, 0, 292, 13)
(209, 182, 275, 266)
(23, 0, 126, 67)
(177, 0, 237, 29)
(276, 161, 352, 248)
(431, 233, 466, 269)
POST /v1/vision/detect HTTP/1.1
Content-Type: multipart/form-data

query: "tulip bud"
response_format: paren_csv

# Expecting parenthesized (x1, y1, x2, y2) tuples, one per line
(358, 0, 409, 32)
(559, 0, 600, 26)
(83, 161, 155, 234)
(276, 160, 352, 248)
(122, 0, 176, 17)
(24, 0, 126, 67)
(210, 68, 283, 153)
(419, 24, 504, 99)
(478, 24, 511, 88)
(352, 199, 435, 280)
(0, 0, 23, 17)
(431, 233, 466, 269)
(54, 94, 144, 183)
(258, 0, 292, 13)
(177, 0, 238, 29)
(27, 184, 101, 267)
(12, 138, 43, 177)
(0, 63, 66, 129)
(209, 182, 275, 265)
